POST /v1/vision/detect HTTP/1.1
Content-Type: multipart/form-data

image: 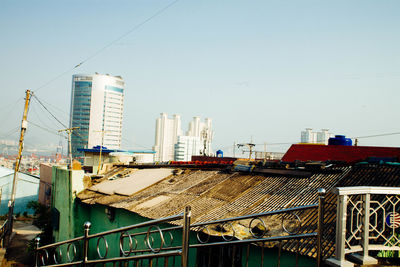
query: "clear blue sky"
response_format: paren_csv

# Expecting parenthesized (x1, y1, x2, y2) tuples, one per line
(1, 0, 400, 154)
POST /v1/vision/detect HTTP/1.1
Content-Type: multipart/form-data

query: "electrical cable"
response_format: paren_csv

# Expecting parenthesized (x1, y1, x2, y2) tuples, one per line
(0, 96, 24, 126)
(33, 0, 181, 94)
(31, 94, 67, 129)
(30, 102, 60, 133)
(122, 137, 152, 150)
(27, 120, 68, 139)
(351, 132, 400, 139)
(31, 94, 86, 141)
(32, 96, 70, 123)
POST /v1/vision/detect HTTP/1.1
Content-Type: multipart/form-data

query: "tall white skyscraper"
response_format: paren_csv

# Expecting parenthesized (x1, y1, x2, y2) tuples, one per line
(153, 113, 213, 162)
(69, 73, 125, 159)
(153, 113, 182, 162)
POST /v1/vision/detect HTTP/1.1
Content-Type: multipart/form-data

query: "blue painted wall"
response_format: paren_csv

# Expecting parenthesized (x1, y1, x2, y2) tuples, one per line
(0, 166, 39, 214)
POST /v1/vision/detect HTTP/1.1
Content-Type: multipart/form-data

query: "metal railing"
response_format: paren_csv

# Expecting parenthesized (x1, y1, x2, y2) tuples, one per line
(0, 219, 8, 248)
(35, 190, 326, 266)
(186, 188, 326, 267)
(34, 211, 189, 266)
(326, 186, 400, 267)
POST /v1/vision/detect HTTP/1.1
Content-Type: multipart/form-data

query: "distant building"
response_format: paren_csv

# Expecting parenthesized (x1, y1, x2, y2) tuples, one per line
(174, 136, 202, 161)
(300, 128, 334, 145)
(153, 113, 182, 162)
(175, 117, 213, 161)
(69, 73, 125, 160)
(153, 114, 213, 162)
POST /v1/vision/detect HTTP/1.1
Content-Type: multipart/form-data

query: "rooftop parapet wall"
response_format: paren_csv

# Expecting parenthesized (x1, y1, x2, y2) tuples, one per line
(282, 144, 400, 163)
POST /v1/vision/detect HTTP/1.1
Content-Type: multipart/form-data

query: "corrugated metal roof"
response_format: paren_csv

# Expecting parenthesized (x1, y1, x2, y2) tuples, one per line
(77, 164, 400, 259)
(88, 169, 174, 196)
(78, 167, 350, 223)
(77, 166, 354, 258)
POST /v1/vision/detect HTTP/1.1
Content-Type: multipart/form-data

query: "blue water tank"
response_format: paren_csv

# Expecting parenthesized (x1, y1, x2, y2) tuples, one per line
(328, 135, 352, 146)
(216, 150, 223, 157)
(345, 138, 352, 146)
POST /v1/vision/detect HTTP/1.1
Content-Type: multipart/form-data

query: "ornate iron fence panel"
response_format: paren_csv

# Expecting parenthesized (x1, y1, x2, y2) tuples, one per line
(34, 212, 189, 267)
(327, 186, 400, 267)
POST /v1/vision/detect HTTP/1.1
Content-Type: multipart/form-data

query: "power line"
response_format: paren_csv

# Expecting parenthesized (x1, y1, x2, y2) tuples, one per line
(31, 94, 86, 142)
(74, 0, 181, 68)
(31, 93, 67, 129)
(28, 120, 67, 139)
(32, 96, 70, 122)
(351, 132, 400, 139)
(31, 103, 61, 133)
(0, 96, 24, 126)
(34, 0, 181, 94)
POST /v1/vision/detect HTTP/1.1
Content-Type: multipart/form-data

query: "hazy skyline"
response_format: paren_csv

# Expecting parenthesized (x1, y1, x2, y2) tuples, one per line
(1, 0, 400, 155)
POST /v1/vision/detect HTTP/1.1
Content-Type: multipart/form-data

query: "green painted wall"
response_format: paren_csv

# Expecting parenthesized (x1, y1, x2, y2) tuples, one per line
(51, 166, 84, 243)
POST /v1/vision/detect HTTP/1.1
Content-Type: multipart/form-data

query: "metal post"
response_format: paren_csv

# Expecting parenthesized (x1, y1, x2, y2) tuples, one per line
(34, 237, 40, 267)
(335, 194, 348, 262)
(58, 127, 79, 169)
(316, 188, 326, 267)
(181, 206, 191, 267)
(83, 222, 91, 266)
(362, 193, 370, 255)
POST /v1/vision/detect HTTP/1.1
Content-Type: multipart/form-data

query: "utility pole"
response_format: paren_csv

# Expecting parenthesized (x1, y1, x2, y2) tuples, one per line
(94, 130, 109, 175)
(58, 127, 79, 169)
(237, 141, 256, 160)
(6, 89, 31, 245)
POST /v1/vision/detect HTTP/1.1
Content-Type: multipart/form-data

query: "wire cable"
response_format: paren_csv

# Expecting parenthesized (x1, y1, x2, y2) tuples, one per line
(33, 0, 181, 93)
(351, 132, 400, 139)
(28, 120, 67, 139)
(31, 93, 67, 128)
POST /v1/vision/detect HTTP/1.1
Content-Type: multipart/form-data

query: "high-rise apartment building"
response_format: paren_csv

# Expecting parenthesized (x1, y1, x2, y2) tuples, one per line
(153, 113, 182, 162)
(153, 113, 213, 162)
(69, 73, 125, 159)
(301, 128, 334, 145)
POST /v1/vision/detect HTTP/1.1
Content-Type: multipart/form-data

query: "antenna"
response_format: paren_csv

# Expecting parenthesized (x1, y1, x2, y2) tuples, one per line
(237, 139, 256, 160)
(93, 130, 110, 174)
(58, 127, 79, 169)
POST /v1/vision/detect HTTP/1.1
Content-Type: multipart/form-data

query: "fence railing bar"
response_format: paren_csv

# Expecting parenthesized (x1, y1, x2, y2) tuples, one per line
(191, 204, 318, 227)
(89, 213, 184, 239)
(37, 236, 84, 250)
(261, 243, 264, 267)
(246, 244, 250, 267)
(85, 250, 182, 265)
(122, 225, 183, 238)
(34, 261, 83, 267)
(189, 232, 318, 249)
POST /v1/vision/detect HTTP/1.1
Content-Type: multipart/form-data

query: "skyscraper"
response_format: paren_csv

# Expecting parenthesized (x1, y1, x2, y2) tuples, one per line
(69, 73, 125, 159)
(153, 113, 213, 162)
(153, 113, 182, 162)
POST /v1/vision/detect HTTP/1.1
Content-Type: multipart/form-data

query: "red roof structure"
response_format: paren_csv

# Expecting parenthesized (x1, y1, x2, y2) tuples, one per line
(282, 144, 400, 164)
